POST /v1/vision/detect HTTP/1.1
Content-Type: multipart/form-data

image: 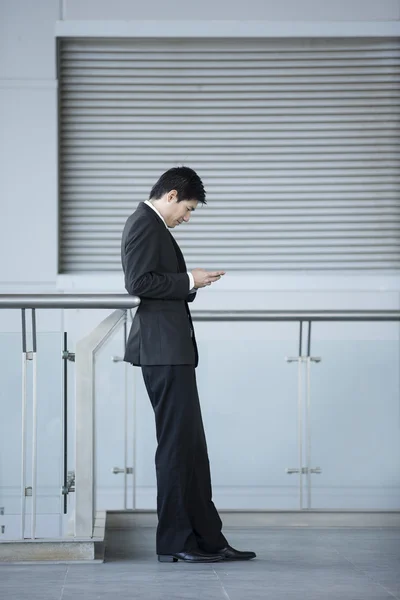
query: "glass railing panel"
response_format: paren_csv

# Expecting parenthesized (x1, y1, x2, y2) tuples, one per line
(94, 325, 135, 511)
(0, 331, 64, 539)
(133, 321, 301, 510)
(309, 321, 400, 510)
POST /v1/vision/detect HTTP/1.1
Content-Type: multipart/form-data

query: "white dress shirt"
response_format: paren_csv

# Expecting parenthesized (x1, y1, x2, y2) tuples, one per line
(144, 200, 195, 291)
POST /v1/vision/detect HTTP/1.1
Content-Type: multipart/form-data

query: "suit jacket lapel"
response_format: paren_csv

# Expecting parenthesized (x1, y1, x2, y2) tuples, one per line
(168, 232, 187, 274)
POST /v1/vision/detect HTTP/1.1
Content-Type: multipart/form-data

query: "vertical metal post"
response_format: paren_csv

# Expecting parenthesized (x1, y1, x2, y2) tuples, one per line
(123, 312, 128, 510)
(286, 321, 305, 510)
(306, 357, 312, 510)
(20, 310, 27, 539)
(75, 341, 94, 537)
(63, 332, 68, 515)
(130, 311, 137, 510)
(306, 322, 312, 509)
(298, 357, 303, 510)
(132, 365, 137, 511)
(31, 309, 38, 539)
(299, 320, 303, 356)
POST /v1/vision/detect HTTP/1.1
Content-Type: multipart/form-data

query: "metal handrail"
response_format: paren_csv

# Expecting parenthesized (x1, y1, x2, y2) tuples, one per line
(191, 310, 400, 321)
(0, 296, 399, 320)
(0, 294, 140, 309)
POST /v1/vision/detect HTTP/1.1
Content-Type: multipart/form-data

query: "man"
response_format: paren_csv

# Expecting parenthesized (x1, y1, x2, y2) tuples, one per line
(121, 166, 256, 563)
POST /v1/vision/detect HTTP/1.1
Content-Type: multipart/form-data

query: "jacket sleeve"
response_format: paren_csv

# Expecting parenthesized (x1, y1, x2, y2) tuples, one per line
(123, 218, 190, 300)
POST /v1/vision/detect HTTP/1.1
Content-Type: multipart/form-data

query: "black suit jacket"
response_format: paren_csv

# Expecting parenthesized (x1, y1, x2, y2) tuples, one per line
(121, 202, 198, 366)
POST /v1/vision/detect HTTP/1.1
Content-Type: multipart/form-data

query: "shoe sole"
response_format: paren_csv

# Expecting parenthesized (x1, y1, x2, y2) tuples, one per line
(222, 556, 256, 560)
(158, 555, 223, 563)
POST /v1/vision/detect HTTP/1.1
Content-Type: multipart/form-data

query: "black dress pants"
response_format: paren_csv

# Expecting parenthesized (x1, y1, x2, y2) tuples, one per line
(141, 364, 227, 555)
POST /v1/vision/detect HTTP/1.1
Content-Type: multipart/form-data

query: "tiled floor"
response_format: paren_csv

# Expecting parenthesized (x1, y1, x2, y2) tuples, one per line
(1, 526, 400, 599)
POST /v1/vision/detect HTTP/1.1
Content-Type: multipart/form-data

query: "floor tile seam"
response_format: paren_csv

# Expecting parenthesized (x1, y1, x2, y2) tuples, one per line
(59, 565, 70, 600)
(331, 548, 400, 600)
(212, 567, 233, 600)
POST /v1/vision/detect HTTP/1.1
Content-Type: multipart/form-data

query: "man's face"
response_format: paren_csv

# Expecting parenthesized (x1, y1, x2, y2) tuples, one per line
(165, 195, 198, 228)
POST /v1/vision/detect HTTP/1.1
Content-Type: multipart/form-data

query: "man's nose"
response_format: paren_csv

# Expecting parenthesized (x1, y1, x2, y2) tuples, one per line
(184, 213, 190, 222)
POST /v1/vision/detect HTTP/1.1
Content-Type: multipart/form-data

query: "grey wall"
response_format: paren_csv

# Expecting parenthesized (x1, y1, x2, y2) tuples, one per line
(65, 0, 400, 21)
(0, 0, 58, 286)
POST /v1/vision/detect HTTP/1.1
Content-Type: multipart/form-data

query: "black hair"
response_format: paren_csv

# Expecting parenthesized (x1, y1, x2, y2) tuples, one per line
(149, 166, 206, 204)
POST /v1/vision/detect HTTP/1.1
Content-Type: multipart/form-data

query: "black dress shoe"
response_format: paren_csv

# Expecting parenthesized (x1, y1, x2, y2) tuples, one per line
(158, 550, 224, 563)
(216, 545, 256, 560)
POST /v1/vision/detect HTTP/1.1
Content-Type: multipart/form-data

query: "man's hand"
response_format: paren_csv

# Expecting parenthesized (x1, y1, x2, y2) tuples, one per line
(191, 269, 226, 289)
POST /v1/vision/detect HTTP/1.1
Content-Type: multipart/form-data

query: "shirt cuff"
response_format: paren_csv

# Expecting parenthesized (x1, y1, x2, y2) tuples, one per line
(188, 272, 195, 291)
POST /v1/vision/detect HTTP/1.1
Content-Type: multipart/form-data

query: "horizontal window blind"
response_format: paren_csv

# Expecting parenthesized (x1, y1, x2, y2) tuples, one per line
(59, 38, 400, 272)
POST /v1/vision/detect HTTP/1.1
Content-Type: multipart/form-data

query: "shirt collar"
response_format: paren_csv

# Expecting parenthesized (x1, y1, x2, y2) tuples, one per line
(144, 200, 168, 229)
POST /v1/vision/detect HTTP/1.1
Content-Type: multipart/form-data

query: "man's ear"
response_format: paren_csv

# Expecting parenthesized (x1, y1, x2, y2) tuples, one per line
(167, 190, 178, 203)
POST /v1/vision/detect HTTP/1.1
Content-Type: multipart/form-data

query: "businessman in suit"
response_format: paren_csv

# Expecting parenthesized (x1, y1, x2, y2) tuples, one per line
(121, 167, 256, 563)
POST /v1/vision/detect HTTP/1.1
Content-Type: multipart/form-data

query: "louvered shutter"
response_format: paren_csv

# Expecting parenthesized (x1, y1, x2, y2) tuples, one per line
(59, 38, 400, 272)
